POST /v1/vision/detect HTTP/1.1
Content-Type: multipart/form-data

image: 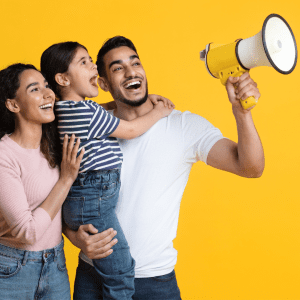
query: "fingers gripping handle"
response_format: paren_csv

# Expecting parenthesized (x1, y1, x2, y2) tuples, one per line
(219, 65, 258, 110)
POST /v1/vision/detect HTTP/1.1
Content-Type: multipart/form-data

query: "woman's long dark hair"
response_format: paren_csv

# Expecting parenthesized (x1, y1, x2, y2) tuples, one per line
(0, 63, 61, 168)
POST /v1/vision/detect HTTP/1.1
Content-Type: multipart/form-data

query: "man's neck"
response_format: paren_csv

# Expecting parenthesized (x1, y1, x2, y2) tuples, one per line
(114, 98, 154, 121)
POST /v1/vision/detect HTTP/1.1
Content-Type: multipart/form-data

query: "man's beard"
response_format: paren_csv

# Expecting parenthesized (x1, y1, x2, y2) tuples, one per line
(112, 83, 148, 107)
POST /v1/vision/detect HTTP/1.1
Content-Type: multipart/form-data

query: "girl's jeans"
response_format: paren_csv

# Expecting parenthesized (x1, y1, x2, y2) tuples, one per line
(63, 168, 135, 300)
(0, 238, 70, 300)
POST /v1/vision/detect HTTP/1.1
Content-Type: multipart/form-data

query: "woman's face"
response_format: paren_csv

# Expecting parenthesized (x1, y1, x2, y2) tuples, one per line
(12, 69, 55, 124)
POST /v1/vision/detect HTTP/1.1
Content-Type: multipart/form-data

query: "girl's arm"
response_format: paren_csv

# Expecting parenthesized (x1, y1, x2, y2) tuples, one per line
(110, 101, 173, 140)
(99, 101, 117, 110)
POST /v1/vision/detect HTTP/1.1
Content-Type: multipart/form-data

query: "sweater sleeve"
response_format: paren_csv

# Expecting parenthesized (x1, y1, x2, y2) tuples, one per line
(0, 159, 52, 245)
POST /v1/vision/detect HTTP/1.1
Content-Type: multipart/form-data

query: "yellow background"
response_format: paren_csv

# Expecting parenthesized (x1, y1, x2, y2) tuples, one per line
(1, 0, 299, 299)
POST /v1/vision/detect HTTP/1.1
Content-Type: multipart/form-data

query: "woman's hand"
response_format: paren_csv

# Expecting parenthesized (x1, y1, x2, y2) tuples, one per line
(149, 94, 175, 109)
(60, 134, 84, 185)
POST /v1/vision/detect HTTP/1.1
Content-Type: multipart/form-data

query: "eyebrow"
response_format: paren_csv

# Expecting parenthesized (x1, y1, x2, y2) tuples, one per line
(109, 55, 140, 69)
(78, 55, 92, 63)
(26, 80, 47, 91)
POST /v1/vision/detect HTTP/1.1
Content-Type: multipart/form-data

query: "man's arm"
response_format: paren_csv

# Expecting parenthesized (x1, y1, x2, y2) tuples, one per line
(206, 72, 264, 178)
(63, 223, 118, 259)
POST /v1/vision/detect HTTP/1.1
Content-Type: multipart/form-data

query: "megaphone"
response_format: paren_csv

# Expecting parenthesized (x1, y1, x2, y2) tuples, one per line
(200, 14, 297, 109)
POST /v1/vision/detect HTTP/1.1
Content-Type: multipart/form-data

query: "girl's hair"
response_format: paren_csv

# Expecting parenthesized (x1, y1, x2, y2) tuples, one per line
(40, 42, 87, 99)
(0, 63, 61, 168)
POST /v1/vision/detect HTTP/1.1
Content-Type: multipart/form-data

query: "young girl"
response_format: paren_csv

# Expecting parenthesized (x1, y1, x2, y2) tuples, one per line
(40, 42, 174, 300)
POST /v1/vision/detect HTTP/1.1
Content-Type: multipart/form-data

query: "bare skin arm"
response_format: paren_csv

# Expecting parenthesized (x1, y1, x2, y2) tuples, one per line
(63, 223, 118, 259)
(207, 72, 264, 178)
(110, 101, 174, 140)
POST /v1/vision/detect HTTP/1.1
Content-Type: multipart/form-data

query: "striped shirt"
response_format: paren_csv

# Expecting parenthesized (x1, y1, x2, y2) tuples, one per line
(55, 100, 122, 173)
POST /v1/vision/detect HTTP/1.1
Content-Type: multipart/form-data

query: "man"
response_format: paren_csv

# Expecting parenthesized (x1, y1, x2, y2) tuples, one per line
(68, 36, 264, 299)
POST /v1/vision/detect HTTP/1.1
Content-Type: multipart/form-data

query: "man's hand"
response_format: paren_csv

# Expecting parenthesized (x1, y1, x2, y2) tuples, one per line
(64, 224, 118, 260)
(226, 72, 260, 113)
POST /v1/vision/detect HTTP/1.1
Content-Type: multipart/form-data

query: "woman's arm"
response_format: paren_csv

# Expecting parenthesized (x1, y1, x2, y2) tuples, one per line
(40, 134, 84, 219)
(0, 134, 83, 245)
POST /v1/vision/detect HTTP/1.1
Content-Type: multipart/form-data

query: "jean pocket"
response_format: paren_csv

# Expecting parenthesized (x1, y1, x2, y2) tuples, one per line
(63, 196, 85, 231)
(57, 250, 67, 272)
(150, 270, 176, 282)
(0, 254, 22, 279)
(101, 181, 120, 200)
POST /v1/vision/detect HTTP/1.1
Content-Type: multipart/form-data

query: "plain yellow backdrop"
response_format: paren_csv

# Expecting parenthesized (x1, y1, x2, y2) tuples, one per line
(0, 0, 299, 299)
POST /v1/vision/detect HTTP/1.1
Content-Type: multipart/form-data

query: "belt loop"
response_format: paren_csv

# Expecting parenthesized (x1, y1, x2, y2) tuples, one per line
(22, 251, 29, 266)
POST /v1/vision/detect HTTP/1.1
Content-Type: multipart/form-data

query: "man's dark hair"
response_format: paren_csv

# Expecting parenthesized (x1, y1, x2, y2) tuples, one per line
(96, 36, 137, 78)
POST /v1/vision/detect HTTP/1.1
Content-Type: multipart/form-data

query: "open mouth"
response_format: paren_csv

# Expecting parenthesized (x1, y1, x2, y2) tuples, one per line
(124, 81, 142, 90)
(90, 75, 98, 87)
(39, 103, 53, 110)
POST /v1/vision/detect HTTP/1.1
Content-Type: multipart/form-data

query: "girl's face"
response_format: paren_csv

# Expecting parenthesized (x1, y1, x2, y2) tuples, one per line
(64, 47, 98, 101)
(10, 69, 55, 125)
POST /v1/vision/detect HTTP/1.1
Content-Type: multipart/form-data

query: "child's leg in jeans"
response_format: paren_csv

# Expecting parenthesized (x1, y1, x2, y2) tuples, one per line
(92, 198, 135, 300)
(63, 169, 135, 300)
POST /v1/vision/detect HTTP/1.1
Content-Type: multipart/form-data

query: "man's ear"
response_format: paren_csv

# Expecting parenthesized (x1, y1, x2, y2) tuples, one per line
(98, 77, 109, 92)
(55, 73, 70, 87)
(5, 99, 20, 113)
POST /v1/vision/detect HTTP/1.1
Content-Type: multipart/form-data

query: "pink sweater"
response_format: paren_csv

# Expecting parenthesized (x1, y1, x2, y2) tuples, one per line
(0, 135, 62, 251)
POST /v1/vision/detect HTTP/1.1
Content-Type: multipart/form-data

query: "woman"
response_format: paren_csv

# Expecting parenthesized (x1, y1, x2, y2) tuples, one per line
(0, 63, 85, 299)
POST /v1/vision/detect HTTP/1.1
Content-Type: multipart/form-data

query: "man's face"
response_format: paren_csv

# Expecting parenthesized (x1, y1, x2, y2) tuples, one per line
(101, 46, 148, 106)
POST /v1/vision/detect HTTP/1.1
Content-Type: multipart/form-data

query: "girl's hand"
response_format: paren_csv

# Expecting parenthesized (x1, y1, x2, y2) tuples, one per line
(60, 134, 84, 184)
(153, 100, 174, 118)
(149, 94, 175, 109)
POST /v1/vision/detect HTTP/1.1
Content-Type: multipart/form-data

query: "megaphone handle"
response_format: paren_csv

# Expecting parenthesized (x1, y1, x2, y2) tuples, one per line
(219, 66, 258, 109)
(239, 96, 258, 110)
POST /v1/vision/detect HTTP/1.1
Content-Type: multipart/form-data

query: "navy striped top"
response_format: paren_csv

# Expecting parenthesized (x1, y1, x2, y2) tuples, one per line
(55, 100, 123, 173)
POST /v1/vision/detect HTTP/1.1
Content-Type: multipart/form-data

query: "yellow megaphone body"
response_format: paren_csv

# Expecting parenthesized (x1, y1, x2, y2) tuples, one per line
(200, 14, 298, 109)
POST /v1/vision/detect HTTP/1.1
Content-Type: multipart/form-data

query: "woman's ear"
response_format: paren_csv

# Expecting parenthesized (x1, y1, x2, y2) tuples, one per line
(55, 73, 70, 87)
(5, 99, 20, 113)
(98, 77, 109, 92)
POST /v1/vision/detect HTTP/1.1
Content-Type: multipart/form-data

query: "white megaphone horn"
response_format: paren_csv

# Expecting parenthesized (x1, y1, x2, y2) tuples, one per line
(200, 14, 297, 109)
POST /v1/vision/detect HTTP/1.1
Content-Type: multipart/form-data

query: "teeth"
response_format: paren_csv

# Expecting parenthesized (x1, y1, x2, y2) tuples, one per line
(40, 103, 52, 109)
(125, 81, 141, 88)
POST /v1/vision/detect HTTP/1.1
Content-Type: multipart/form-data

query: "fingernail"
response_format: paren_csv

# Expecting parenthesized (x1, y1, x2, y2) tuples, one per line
(113, 230, 117, 235)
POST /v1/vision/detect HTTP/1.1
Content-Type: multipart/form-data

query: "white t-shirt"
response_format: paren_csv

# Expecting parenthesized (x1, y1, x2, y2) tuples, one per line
(80, 110, 224, 278)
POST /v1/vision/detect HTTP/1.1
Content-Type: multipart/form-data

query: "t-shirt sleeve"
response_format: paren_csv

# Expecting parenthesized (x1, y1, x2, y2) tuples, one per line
(0, 158, 51, 245)
(87, 102, 120, 140)
(182, 111, 224, 164)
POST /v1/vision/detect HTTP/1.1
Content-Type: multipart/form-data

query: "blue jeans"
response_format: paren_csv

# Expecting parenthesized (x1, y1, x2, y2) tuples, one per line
(74, 258, 182, 300)
(63, 169, 135, 300)
(0, 238, 70, 300)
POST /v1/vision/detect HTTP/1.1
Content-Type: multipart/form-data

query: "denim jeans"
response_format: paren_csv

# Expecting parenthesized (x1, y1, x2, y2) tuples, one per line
(73, 258, 182, 300)
(63, 169, 135, 300)
(0, 238, 70, 300)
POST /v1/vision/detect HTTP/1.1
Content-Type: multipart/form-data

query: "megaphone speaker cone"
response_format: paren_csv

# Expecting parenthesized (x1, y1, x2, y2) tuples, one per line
(262, 14, 297, 74)
(237, 14, 297, 74)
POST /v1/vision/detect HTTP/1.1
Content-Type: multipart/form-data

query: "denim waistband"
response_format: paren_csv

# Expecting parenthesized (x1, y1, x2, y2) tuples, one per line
(0, 238, 64, 264)
(73, 168, 121, 186)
